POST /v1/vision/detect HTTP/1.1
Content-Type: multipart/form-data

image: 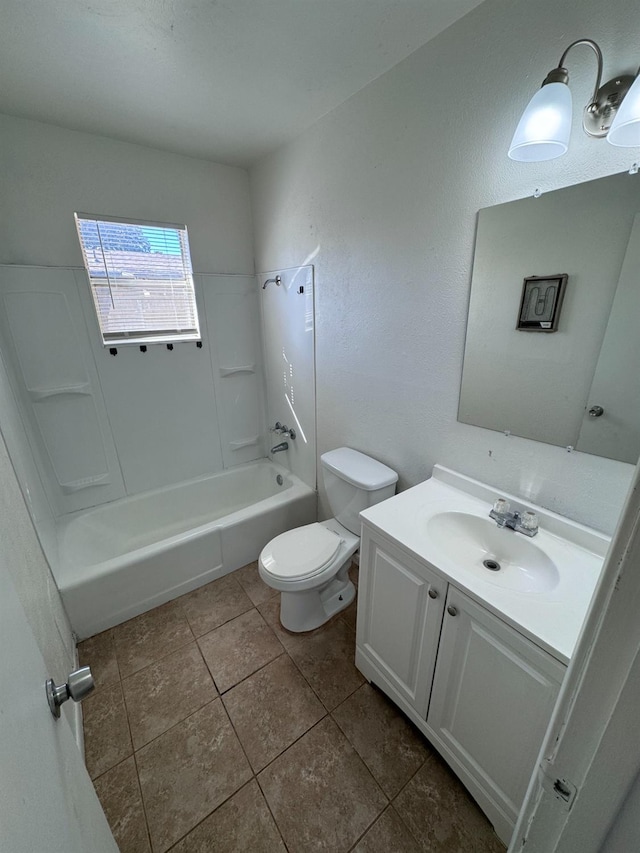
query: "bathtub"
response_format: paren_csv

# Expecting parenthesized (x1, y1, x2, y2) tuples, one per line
(55, 460, 317, 638)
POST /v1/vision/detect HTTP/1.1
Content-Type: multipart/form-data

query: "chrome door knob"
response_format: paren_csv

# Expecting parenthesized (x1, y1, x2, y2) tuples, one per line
(588, 405, 604, 418)
(428, 588, 439, 599)
(447, 605, 458, 617)
(46, 666, 95, 719)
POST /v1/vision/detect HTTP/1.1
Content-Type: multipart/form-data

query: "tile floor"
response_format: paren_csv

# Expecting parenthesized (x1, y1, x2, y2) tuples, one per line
(79, 562, 506, 853)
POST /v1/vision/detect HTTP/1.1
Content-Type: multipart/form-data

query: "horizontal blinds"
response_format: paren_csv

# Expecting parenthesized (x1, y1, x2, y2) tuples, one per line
(75, 214, 200, 344)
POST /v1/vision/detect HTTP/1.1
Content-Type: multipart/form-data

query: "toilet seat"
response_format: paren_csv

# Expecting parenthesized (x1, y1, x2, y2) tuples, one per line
(260, 522, 343, 581)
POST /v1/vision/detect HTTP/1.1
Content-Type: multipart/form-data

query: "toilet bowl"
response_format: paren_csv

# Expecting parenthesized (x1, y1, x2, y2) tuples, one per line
(258, 448, 398, 632)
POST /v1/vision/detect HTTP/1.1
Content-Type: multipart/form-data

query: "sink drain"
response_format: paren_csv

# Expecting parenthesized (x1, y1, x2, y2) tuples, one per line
(483, 558, 501, 572)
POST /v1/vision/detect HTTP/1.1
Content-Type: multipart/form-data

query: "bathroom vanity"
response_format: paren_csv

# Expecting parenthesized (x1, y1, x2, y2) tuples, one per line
(355, 465, 609, 846)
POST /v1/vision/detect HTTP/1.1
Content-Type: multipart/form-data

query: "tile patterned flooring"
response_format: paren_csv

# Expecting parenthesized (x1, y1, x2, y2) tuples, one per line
(79, 562, 506, 853)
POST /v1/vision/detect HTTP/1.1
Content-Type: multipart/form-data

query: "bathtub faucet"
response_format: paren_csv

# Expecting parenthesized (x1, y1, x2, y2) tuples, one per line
(271, 441, 289, 454)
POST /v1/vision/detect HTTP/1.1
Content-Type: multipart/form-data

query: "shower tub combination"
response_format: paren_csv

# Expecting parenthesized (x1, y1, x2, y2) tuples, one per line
(55, 460, 316, 639)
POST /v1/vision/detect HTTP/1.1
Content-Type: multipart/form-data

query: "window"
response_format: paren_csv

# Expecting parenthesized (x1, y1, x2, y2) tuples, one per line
(75, 214, 200, 345)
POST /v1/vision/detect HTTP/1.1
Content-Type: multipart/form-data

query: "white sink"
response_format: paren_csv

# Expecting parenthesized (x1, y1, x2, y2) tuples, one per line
(426, 511, 561, 594)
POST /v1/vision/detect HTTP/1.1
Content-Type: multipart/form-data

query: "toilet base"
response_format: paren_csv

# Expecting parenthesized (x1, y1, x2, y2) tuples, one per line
(280, 567, 356, 633)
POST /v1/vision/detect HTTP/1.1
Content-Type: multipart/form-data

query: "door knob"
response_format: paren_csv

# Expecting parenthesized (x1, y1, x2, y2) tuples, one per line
(588, 405, 604, 418)
(46, 666, 95, 719)
(447, 605, 458, 617)
(428, 588, 439, 599)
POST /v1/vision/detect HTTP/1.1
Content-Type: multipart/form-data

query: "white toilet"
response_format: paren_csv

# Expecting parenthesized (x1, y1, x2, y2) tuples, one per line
(258, 447, 398, 632)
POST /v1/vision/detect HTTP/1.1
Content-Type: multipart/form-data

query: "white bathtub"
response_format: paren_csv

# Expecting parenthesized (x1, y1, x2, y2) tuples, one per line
(55, 460, 317, 638)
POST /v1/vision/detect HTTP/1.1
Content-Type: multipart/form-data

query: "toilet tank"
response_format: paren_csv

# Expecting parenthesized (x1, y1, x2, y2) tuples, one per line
(321, 448, 398, 535)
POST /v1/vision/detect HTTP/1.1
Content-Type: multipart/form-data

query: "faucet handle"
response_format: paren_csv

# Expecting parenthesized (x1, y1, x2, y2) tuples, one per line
(520, 511, 539, 532)
(493, 498, 511, 515)
(270, 421, 283, 434)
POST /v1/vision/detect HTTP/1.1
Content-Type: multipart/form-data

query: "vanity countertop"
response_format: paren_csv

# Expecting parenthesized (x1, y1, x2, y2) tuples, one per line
(359, 465, 610, 664)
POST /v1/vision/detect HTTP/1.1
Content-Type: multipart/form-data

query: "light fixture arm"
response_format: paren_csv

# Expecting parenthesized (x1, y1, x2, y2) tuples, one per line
(551, 39, 604, 108)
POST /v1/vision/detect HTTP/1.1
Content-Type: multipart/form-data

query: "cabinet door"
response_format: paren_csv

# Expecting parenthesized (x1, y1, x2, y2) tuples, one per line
(427, 586, 565, 826)
(356, 528, 446, 716)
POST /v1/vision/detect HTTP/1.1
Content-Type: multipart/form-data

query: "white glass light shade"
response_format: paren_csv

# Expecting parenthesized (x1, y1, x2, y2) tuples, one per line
(508, 82, 573, 161)
(607, 74, 640, 147)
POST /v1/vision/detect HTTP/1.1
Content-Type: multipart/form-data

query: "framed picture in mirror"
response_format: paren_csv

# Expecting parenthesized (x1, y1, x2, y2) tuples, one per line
(516, 274, 568, 332)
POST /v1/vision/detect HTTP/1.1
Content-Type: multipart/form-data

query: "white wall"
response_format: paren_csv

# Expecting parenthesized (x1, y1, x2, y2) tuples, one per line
(0, 114, 253, 272)
(250, 0, 639, 534)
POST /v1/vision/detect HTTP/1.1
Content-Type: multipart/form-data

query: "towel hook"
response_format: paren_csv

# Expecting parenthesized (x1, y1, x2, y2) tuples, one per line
(262, 275, 282, 289)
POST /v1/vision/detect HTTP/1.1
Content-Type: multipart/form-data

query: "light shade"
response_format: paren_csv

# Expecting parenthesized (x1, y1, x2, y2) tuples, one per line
(607, 74, 640, 146)
(508, 82, 573, 162)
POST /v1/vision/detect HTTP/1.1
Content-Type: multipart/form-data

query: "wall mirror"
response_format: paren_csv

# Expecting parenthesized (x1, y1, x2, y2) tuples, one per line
(458, 171, 640, 465)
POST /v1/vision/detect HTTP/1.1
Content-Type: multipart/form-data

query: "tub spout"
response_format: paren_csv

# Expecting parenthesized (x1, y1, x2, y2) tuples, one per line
(271, 441, 289, 454)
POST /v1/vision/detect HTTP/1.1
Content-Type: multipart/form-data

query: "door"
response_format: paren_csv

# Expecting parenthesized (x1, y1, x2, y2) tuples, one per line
(427, 586, 565, 837)
(0, 562, 117, 852)
(356, 527, 446, 715)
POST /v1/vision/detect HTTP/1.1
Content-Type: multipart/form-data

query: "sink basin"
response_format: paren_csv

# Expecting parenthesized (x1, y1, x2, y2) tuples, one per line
(426, 511, 560, 593)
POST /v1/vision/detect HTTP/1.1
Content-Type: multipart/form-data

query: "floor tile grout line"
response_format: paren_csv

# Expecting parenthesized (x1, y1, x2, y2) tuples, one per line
(187, 599, 255, 641)
(134, 697, 254, 852)
(161, 778, 287, 853)
(129, 695, 221, 755)
(219, 646, 330, 778)
(85, 680, 135, 782)
(240, 702, 330, 777)
(275, 627, 365, 713)
(256, 714, 389, 853)
(330, 682, 433, 801)
(253, 715, 343, 849)
(119, 639, 218, 745)
(198, 619, 287, 696)
(89, 752, 154, 852)
(115, 632, 196, 681)
(345, 805, 389, 853)
(217, 687, 256, 776)
(254, 771, 293, 853)
(216, 648, 288, 701)
(389, 751, 437, 849)
(130, 748, 155, 853)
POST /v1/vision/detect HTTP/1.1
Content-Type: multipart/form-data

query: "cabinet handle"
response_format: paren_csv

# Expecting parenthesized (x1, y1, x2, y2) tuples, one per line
(428, 588, 439, 599)
(447, 605, 458, 617)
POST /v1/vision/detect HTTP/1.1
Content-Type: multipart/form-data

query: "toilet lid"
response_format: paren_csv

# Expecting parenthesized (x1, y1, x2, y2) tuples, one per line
(261, 523, 342, 580)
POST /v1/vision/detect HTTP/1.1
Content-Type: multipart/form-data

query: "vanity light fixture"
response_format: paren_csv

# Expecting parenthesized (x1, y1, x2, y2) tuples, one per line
(508, 39, 640, 161)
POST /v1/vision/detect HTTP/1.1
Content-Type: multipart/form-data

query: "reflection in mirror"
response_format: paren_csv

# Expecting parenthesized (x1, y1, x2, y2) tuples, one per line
(459, 171, 640, 465)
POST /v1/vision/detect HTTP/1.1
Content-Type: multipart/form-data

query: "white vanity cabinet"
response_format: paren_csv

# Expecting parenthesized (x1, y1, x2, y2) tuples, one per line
(356, 527, 446, 716)
(426, 585, 565, 839)
(355, 523, 567, 845)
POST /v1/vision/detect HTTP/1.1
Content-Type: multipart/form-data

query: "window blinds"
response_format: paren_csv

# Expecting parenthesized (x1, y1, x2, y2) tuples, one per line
(75, 214, 200, 345)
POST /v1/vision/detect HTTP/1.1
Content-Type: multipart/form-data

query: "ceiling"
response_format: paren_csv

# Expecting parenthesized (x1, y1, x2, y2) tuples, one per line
(0, 0, 485, 167)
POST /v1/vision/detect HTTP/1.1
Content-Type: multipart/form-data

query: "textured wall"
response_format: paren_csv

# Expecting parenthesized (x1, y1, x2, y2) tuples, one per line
(250, 0, 639, 534)
(0, 113, 254, 273)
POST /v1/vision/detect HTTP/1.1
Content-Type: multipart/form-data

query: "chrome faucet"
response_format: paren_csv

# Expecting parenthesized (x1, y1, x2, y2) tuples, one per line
(271, 441, 289, 454)
(489, 500, 539, 537)
(270, 421, 296, 440)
